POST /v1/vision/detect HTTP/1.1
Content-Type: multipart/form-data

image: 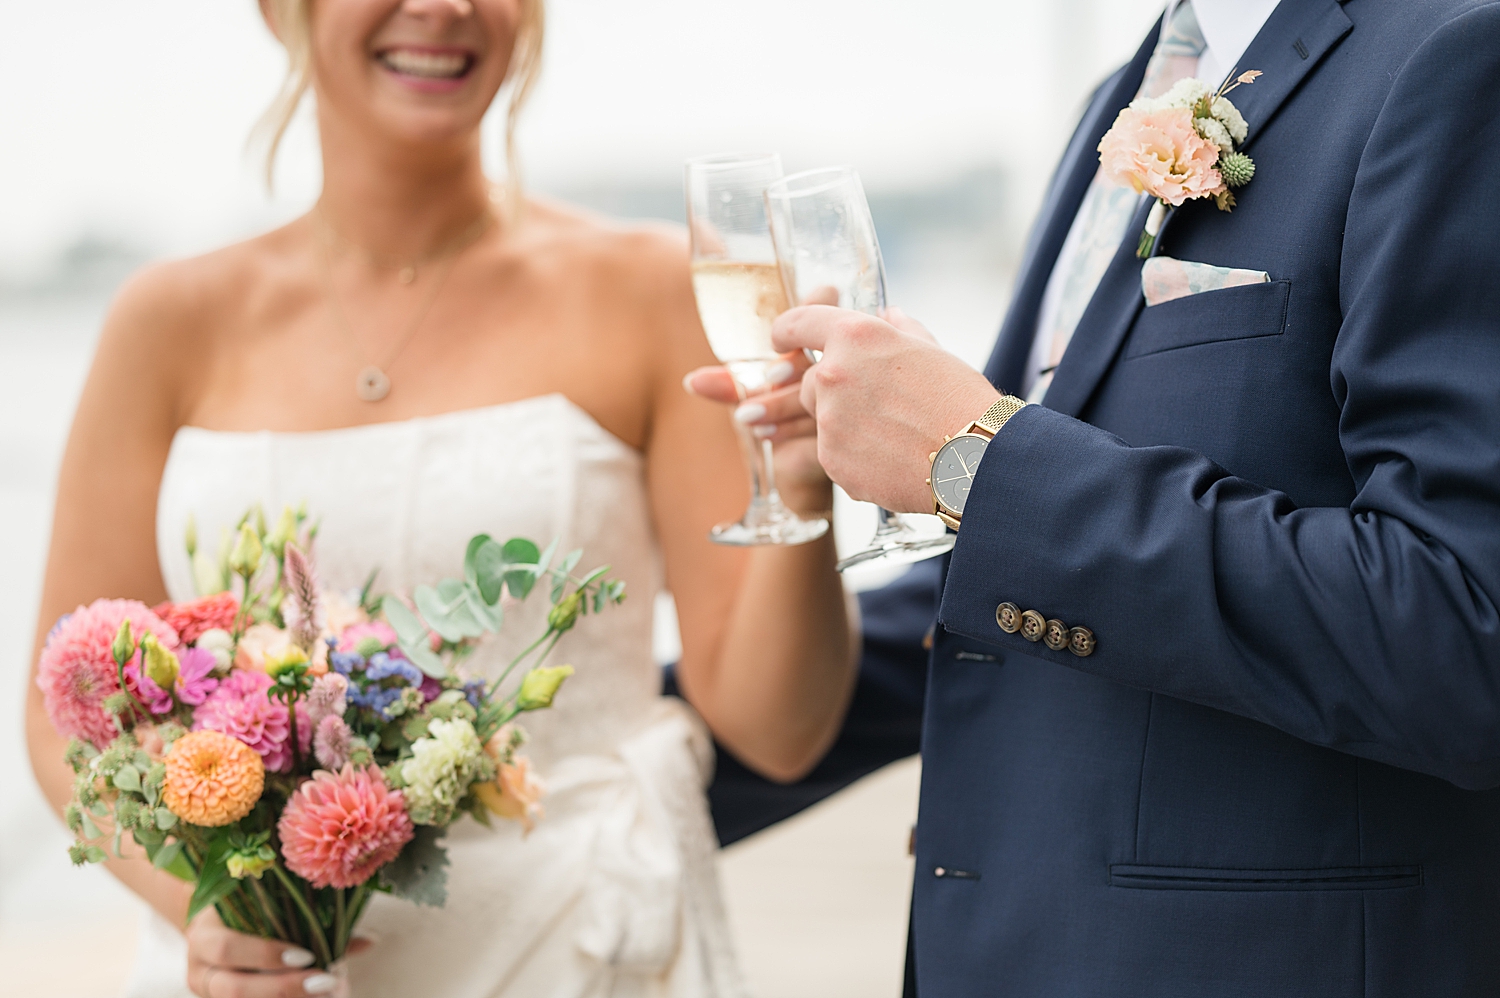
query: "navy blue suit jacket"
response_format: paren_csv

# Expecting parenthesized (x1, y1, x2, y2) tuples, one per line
(912, 2, 1500, 995)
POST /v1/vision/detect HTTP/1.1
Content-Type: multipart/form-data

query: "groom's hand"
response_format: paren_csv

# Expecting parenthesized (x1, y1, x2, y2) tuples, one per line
(771, 306, 1000, 513)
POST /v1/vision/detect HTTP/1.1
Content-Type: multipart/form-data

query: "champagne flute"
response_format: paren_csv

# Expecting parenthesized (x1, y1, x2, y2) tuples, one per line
(685, 153, 831, 546)
(764, 166, 955, 572)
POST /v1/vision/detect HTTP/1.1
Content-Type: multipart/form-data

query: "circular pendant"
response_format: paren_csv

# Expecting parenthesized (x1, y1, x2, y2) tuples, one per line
(356, 366, 391, 402)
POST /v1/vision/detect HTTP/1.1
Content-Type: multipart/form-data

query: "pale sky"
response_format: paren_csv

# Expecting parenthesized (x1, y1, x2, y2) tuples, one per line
(0, 0, 1164, 275)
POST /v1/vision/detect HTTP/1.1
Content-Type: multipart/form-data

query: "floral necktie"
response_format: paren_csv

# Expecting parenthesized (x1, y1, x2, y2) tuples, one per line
(1028, 1, 1208, 404)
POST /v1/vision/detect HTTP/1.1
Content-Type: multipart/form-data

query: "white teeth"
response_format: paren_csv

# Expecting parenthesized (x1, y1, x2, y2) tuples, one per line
(380, 49, 469, 79)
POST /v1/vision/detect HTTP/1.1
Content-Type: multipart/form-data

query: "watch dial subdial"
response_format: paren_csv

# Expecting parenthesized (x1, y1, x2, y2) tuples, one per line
(932, 434, 989, 515)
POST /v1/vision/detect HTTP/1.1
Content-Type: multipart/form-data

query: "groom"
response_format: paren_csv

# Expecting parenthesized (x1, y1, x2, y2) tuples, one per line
(694, 0, 1500, 994)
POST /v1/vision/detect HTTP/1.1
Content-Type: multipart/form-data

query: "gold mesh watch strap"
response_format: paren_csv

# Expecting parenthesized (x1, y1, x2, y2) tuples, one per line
(974, 395, 1028, 436)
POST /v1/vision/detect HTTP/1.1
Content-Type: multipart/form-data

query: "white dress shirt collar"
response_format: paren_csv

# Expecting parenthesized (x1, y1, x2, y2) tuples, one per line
(1163, 0, 1283, 89)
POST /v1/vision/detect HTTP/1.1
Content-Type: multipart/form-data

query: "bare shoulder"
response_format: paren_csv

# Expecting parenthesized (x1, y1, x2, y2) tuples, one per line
(94, 222, 313, 411)
(515, 197, 693, 303)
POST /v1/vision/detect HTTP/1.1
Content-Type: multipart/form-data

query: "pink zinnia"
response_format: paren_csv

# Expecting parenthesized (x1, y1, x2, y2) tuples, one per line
(194, 669, 310, 773)
(154, 592, 240, 644)
(336, 621, 397, 654)
(279, 766, 414, 889)
(37, 599, 179, 749)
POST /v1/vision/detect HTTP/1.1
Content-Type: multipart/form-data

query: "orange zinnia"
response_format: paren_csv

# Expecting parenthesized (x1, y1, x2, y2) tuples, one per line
(162, 730, 265, 827)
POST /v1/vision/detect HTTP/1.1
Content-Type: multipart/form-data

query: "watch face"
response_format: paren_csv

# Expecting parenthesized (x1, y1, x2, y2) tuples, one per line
(931, 434, 989, 515)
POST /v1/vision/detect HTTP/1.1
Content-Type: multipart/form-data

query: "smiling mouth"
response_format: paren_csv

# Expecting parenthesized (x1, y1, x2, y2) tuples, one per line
(377, 48, 474, 80)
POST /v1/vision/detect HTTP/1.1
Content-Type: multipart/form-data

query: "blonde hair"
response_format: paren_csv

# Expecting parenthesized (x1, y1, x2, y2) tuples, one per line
(252, 0, 545, 216)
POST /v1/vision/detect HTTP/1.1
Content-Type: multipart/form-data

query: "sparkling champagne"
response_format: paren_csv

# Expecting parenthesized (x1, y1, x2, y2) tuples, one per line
(690, 261, 788, 385)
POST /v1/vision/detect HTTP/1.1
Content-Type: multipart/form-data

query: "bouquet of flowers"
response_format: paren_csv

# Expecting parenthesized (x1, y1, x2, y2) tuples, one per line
(37, 504, 625, 973)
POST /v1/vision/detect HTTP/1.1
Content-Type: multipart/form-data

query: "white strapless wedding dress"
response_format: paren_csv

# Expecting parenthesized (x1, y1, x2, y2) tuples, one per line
(126, 394, 747, 998)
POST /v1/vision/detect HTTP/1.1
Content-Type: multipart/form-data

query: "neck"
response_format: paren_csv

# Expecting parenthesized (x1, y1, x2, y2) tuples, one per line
(314, 110, 496, 262)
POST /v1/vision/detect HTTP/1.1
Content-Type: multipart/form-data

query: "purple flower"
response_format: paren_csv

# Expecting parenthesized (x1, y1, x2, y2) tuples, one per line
(419, 675, 444, 702)
(123, 660, 174, 715)
(463, 679, 486, 709)
(366, 652, 421, 686)
(330, 651, 365, 675)
(173, 646, 220, 706)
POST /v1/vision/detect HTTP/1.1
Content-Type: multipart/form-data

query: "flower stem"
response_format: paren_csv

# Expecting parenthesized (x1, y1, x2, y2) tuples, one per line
(272, 865, 333, 968)
(487, 628, 558, 697)
(248, 877, 289, 940)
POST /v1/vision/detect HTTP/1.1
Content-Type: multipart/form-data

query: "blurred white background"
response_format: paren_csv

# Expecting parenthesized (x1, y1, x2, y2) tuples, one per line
(0, 1, 1164, 994)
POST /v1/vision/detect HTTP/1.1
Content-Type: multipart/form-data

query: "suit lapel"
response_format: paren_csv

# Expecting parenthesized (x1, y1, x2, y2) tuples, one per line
(1227, 0, 1353, 154)
(982, 26, 1158, 392)
(1039, 0, 1354, 418)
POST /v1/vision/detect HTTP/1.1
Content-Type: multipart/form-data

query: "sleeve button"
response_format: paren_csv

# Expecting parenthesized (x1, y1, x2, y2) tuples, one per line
(1068, 626, 1096, 657)
(996, 602, 1021, 633)
(1020, 610, 1046, 642)
(1044, 618, 1070, 651)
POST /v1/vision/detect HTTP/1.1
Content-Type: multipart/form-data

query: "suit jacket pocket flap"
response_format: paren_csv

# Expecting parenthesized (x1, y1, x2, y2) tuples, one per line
(1109, 863, 1421, 891)
(1123, 279, 1290, 360)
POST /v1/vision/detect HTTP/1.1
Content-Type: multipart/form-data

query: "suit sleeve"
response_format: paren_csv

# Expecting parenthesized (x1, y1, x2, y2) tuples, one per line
(939, 8, 1500, 790)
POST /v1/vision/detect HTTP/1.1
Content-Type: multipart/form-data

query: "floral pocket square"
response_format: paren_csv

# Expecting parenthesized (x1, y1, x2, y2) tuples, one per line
(1141, 256, 1269, 307)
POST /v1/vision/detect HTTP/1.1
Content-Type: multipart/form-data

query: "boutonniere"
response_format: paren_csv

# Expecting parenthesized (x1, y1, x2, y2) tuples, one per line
(1098, 70, 1262, 258)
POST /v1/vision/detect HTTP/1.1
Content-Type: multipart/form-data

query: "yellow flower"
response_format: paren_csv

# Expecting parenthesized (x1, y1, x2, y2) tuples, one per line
(228, 523, 263, 579)
(516, 665, 573, 711)
(162, 730, 264, 827)
(140, 634, 180, 691)
(264, 645, 310, 677)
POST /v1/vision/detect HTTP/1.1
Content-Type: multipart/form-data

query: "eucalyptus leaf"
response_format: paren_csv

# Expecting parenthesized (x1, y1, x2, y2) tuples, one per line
(380, 825, 450, 907)
(83, 845, 108, 864)
(462, 583, 501, 632)
(470, 538, 506, 603)
(502, 537, 541, 565)
(560, 548, 582, 574)
(381, 594, 429, 647)
(80, 813, 102, 840)
(113, 763, 141, 793)
(415, 583, 484, 642)
(576, 565, 609, 591)
(400, 638, 447, 678)
(463, 533, 494, 587)
(155, 807, 178, 831)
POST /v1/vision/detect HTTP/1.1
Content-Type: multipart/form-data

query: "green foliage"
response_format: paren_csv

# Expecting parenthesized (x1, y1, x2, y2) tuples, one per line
(379, 825, 450, 907)
(187, 832, 240, 924)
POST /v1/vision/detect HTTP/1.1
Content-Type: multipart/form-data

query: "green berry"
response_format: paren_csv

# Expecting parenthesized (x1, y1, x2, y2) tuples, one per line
(1220, 151, 1256, 188)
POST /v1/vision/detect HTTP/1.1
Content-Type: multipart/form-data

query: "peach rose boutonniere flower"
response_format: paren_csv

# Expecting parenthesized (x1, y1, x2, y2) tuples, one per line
(1098, 71, 1262, 258)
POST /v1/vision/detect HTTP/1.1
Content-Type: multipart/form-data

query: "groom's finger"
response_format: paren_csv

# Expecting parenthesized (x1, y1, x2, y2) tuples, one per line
(771, 304, 843, 355)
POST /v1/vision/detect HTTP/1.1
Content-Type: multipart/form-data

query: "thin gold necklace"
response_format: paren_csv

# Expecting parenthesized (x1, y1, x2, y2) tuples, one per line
(315, 203, 494, 402)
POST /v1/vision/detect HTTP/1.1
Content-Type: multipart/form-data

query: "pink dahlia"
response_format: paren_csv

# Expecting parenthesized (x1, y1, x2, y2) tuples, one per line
(279, 765, 414, 889)
(194, 669, 310, 773)
(153, 592, 240, 644)
(37, 599, 179, 749)
(336, 621, 397, 654)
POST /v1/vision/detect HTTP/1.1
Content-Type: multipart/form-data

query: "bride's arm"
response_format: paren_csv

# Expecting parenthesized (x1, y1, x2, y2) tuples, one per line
(638, 237, 857, 784)
(25, 264, 198, 927)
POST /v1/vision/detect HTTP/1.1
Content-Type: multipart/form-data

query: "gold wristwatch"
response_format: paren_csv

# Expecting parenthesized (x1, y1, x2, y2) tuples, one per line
(927, 395, 1027, 530)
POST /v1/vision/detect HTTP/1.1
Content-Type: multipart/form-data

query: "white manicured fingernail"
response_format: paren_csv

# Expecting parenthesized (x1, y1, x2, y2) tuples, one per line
(766, 361, 795, 385)
(752, 424, 777, 438)
(304, 973, 339, 994)
(681, 372, 699, 394)
(734, 403, 766, 424)
(283, 947, 316, 968)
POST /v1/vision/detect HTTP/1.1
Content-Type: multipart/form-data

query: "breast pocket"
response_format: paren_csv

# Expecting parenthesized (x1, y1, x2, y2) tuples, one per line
(1123, 279, 1290, 360)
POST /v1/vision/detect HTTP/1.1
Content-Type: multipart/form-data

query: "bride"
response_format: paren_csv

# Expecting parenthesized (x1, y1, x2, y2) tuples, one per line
(24, 0, 855, 995)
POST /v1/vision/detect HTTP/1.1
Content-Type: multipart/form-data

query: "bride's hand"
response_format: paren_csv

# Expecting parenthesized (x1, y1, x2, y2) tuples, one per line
(683, 350, 829, 512)
(186, 909, 366, 997)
